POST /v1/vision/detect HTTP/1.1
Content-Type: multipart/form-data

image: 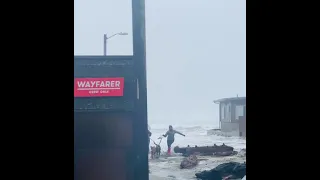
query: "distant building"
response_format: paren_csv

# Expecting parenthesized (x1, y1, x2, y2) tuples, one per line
(211, 97, 246, 137)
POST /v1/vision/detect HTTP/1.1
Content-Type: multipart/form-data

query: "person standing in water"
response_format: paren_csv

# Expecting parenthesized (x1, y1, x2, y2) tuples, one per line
(148, 129, 152, 147)
(162, 125, 185, 154)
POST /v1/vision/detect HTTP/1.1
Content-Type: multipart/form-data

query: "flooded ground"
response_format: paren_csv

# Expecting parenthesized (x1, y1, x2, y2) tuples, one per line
(148, 125, 246, 180)
(149, 154, 245, 180)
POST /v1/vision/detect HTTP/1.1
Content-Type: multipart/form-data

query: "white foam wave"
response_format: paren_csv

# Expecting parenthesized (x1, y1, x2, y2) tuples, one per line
(150, 124, 218, 131)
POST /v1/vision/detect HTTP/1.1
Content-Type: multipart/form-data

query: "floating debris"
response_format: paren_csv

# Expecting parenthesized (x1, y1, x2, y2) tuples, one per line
(180, 155, 199, 169)
(174, 143, 234, 156)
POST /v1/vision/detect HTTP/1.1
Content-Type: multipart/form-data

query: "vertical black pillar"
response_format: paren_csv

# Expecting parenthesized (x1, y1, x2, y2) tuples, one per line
(132, 0, 149, 180)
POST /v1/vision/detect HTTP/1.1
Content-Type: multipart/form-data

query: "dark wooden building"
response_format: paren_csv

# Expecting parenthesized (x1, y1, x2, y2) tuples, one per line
(213, 97, 246, 137)
(74, 56, 148, 180)
(74, 0, 149, 179)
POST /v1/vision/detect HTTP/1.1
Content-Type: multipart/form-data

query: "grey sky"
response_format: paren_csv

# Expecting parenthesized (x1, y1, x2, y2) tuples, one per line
(74, 0, 246, 126)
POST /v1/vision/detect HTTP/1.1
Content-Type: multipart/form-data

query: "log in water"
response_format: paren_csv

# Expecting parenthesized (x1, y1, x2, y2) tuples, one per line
(174, 143, 234, 156)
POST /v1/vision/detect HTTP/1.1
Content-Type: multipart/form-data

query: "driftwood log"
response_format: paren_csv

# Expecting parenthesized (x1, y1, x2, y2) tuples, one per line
(174, 143, 234, 156)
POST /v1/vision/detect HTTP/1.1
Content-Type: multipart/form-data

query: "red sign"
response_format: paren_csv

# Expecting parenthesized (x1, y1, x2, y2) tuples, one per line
(74, 77, 124, 97)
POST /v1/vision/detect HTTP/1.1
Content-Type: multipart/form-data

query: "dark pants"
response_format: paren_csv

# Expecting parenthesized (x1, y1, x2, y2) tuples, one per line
(167, 139, 174, 149)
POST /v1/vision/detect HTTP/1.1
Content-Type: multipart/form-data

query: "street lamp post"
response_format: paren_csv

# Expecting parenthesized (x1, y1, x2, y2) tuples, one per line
(103, 32, 128, 56)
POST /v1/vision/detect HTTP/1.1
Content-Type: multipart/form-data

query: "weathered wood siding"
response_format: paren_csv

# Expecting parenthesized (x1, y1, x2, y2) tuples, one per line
(74, 56, 138, 180)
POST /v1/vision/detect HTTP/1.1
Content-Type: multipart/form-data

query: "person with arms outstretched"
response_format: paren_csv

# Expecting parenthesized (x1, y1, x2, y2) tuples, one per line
(162, 125, 185, 154)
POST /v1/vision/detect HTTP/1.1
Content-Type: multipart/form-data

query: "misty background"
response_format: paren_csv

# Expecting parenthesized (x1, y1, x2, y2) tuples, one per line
(74, 0, 246, 127)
